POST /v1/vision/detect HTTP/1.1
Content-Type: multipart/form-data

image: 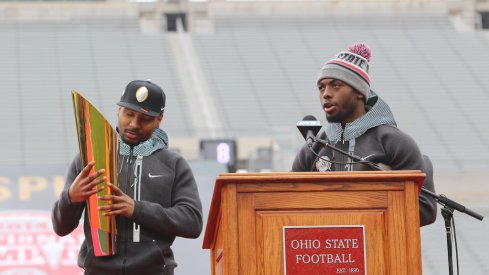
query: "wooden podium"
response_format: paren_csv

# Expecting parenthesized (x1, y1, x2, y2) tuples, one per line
(203, 171, 425, 275)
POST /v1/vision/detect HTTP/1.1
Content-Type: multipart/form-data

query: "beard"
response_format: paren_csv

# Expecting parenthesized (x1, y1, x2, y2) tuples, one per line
(324, 97, 361, 124)
(325, 111, 348, 123)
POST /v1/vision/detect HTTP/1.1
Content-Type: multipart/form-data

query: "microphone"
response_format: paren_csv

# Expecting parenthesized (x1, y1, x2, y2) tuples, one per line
(422, 188, 483, 221)
(297, 115, 322, 146)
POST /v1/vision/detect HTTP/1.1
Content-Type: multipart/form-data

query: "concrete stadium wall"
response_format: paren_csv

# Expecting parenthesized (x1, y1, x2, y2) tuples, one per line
(205, 0, 448, 17)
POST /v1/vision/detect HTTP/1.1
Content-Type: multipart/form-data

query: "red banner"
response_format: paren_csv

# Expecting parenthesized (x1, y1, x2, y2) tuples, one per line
(283, 226, 366, 275)
(0, 210, 84, 275)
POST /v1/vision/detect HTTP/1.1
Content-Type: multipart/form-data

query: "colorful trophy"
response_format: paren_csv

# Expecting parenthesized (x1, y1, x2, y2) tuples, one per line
(72, 91, 119, 256)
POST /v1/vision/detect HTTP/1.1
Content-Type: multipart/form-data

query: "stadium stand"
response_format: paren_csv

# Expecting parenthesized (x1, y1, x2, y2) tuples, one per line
(0, 18, 193, 168)
(3, 11, 489, 172)
(193, 13, 489, 173)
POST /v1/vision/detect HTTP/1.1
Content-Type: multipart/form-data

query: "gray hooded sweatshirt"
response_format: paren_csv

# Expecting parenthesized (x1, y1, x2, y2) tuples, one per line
(292, 92, 437, 226)
(52, 128, 203, 274)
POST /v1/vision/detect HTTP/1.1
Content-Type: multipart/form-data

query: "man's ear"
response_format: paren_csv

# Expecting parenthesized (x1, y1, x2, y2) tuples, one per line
(357, 93, 365, 102)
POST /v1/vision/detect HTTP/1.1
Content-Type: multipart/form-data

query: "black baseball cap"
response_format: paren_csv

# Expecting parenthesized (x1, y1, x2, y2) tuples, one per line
(117, 80, 166, 117)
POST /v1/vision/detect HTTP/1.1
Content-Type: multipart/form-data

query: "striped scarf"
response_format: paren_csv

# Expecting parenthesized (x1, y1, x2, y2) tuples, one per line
(119, 128, 169, 156)
(325, 91, 397, 142)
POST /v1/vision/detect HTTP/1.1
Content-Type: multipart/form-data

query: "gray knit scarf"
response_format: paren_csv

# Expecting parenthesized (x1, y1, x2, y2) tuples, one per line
(325, 91, 397, 142)
(119, 128, 169, 156)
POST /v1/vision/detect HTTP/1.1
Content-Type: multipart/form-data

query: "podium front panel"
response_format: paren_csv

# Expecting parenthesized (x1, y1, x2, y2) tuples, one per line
(203, 172, 424, 275)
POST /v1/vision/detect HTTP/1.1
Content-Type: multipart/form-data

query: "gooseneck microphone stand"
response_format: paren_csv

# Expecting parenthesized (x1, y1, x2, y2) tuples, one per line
(312, 137, 484, 275)
(419, 188, 483, 275)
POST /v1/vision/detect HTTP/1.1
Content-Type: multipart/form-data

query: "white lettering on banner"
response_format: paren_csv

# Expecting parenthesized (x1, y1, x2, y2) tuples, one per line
(325, 239, 359, 249)
(283, 226, 367, 275)
(0, 211, 84, 274)
(290, 239, 321, 250)
(295, 253, 355, 264)
(0, 243, 80, 266)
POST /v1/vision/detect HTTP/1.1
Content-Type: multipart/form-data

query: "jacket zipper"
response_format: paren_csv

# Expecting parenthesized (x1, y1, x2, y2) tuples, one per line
(337, 125, 346, 171)
(341, 124, 345, 144)
(122, 146, 134, 275)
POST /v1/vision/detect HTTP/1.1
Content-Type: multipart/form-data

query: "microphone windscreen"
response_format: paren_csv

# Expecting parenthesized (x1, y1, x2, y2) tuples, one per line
(297, 115, 322, 141)
(302, 115, 317, 121)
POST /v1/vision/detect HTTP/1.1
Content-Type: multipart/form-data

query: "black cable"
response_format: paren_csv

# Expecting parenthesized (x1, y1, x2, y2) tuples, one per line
(452, 216, 459, 275)
(306, 143, 379, 167)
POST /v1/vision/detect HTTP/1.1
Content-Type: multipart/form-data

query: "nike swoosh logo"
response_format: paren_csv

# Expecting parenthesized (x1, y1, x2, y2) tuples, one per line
(148, 173, 164, 178)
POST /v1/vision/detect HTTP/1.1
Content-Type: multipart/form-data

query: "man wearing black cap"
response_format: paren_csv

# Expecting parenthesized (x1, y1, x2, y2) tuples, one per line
(52, 80, 203, 275)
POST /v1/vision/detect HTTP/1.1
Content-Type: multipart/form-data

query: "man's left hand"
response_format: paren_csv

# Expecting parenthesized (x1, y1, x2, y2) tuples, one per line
(98, 183, 135, 218)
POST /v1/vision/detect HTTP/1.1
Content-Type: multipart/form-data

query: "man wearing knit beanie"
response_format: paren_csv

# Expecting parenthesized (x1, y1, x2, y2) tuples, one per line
(317, 43, 371, 103)
(292, 42, 437, 227)
(316, 43, 372, 124)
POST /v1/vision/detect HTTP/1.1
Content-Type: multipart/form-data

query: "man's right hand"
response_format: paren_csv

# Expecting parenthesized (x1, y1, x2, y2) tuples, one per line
(68, 161, 106, 204)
